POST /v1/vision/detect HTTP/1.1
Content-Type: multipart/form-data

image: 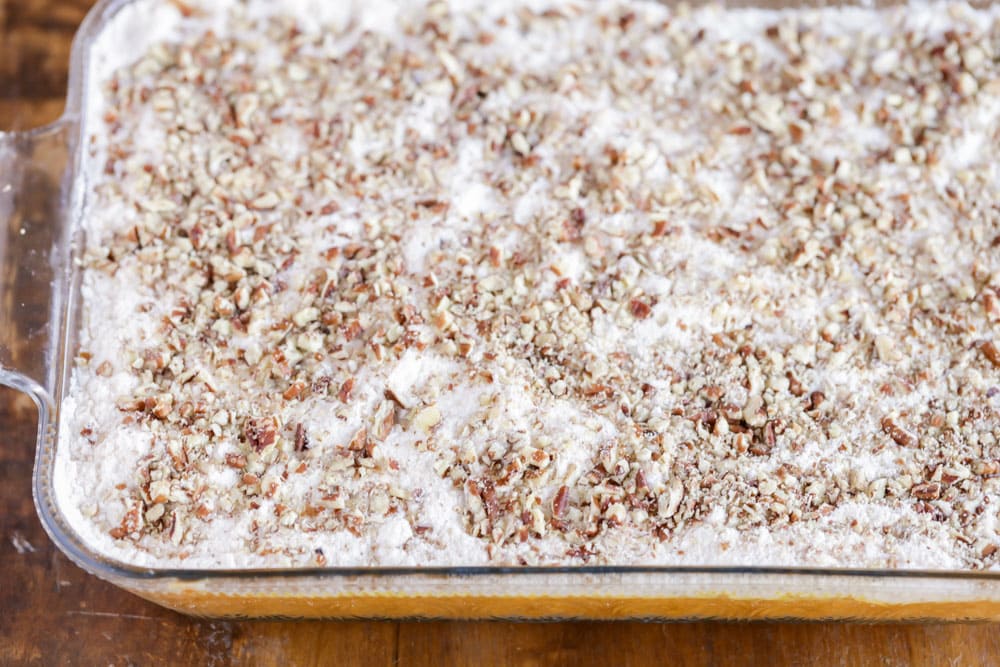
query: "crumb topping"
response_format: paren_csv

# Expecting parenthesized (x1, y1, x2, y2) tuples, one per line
(63, 0, 1000, 569)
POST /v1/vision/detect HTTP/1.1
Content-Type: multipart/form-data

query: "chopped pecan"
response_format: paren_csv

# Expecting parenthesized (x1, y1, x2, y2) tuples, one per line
(628, 298, 652, 319)
(980, 341, 1000, 368)
(294, 423, 309, 452)
(881, 417, 916, 448)
(911, 482, 941, 500)
(245, 417, 278, 452)
(552, 485, 569, 518)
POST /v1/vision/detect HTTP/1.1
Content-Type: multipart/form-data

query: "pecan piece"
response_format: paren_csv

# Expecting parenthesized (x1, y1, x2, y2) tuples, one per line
(552, 485, 569, 518)
(911, 482, 941, 500)
(338, 378, 355, 403)
(628, 298, 652, 319)
(881, 417, 916, 448)
(348, 426, 368, 452)
(749, 422, 776, 456)
(372, 401, 396, 441)
(294, 423, 309, 452)
(245, 417, 278, 452)
(980, 341, 1000, 368)
(806, 391, 825, 411)
(480, 480, 499, 520)
(225, 453, 247, 468)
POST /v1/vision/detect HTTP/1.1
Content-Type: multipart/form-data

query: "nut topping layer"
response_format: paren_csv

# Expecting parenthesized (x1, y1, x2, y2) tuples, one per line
(60, 0, 1000, 569)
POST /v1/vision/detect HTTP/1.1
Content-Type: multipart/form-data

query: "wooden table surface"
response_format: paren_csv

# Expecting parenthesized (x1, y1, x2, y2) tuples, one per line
(1, 1, 999, 664)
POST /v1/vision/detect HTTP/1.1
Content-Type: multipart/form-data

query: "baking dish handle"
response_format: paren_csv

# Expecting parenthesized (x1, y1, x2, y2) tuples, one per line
(0, 122, 72, 402)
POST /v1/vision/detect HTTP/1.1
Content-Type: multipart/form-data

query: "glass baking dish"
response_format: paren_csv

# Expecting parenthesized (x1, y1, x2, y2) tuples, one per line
(5, 0, 1000, 620)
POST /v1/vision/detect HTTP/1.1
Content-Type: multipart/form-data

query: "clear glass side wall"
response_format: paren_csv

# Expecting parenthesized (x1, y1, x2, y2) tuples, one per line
(0, 125, 71, 400)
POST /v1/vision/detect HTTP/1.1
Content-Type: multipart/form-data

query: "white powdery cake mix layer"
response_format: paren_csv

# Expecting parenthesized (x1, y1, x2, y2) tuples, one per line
(56, 0, 1000, 569)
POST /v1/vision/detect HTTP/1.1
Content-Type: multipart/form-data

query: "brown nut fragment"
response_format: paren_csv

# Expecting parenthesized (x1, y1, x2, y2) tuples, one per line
(629, 298, 652, 319)
(806, 391, 825, 411)
(283, 382, 306, 401)
(748, 421, 777, 456)
(911, 482, 941, 500)
(372, 401, 396, 441)
(474, 479, 499, 520)
(552, 485, 569, 518)
(348, 426, 368, 452)
(167, 0, 198, 17)
(651, 219, 671, 237)
(980, 341, 1000, 368)
(109, 504, 141, 540)
(974, 460, 1000, 476)
(151, 393, 173, 419)
(984, 291, 999, 319)
(117, 398, 145, 413)
(786, 372, 805, 397)
(245, 416, 278, 452)
(294, 423, 309, 452)
(225, 453, 247, 468)
(881, 417, 916, 448)
(788, 121, 805, 143)
(338, 378, 355, 403)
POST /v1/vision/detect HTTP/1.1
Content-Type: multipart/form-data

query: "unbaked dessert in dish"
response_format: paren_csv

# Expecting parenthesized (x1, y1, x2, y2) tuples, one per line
(58, 0, 1000, 570)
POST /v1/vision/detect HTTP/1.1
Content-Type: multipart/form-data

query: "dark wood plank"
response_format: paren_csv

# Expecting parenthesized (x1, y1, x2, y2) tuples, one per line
(398, 620, 1000, 667)
(230, 622, 396, 666)
(0, 98, 66, 129)
(0, 0, 90, 103)
(1, 1, 999, 665)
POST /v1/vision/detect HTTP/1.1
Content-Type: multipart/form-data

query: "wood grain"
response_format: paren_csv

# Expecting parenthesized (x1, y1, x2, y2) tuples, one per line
(1, 1, 998, 664)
